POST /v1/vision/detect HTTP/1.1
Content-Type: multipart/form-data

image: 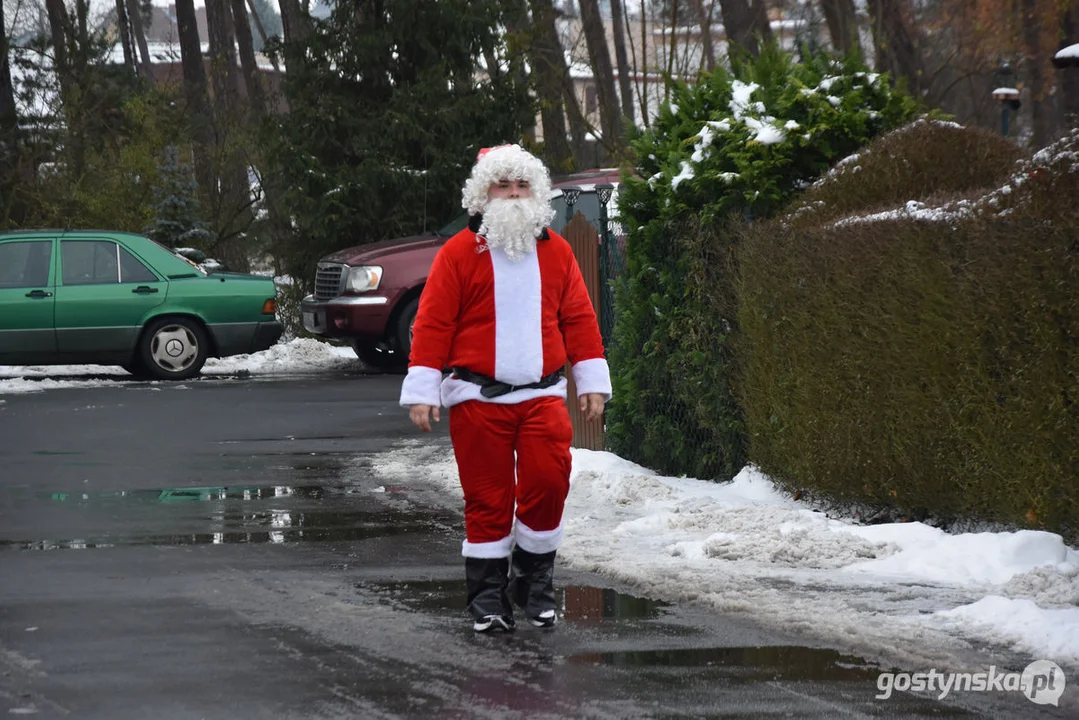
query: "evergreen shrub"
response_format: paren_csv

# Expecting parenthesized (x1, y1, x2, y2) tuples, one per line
(736, 126, 1079, 538)
(609, 47, 916, 480)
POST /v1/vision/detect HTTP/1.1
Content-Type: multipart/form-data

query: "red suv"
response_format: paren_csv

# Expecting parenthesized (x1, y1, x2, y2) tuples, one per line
(299, 169, 620, 369)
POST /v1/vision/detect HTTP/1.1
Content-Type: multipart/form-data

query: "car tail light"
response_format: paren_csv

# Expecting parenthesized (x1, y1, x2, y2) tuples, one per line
(262, 299, 277, 315)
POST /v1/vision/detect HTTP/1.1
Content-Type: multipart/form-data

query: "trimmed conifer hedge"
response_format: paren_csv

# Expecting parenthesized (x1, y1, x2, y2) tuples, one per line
(736, 126, 1078, 537)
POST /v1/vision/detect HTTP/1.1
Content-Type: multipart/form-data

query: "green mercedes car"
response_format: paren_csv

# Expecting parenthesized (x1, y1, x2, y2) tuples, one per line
(0, 230, 282, 380)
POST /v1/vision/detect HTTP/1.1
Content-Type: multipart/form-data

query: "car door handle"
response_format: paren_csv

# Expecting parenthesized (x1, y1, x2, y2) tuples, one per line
(25, 290, 53, 298)
(132, 286, 160, 294)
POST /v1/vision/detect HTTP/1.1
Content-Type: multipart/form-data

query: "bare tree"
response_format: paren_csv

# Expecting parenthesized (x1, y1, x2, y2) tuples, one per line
(245, 0, 280, 71)
(231, 0, 266, 117)
(1, 0, 18, 149)
(206, 0, 254, 269)
(635, 0, 651, 126)
(718, 0, 756, 59)
(278, 0, 312, 45)
(44, 0, 71, 93)
(175, 0, 215, 199)
(579, 0, 623, 152)
(609, 0, 636, 122)
(207, 0, 245, 104)
(691, 0, 715, 70)
(867, 0, 924, 97)
(819, 0, 860, 57)
(114, 0, 135, 73)
(124, 0, 156, 84)
(1020, 0, 1053, 147)
(1060, 3, 1079, 126)
(527, 0, 575, 171)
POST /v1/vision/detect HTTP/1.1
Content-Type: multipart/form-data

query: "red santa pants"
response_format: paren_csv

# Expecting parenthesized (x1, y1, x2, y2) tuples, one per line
(449, 396, 573, 558)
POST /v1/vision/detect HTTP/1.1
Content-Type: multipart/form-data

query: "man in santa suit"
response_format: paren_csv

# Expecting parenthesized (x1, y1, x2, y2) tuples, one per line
(400, 144, 611, 632)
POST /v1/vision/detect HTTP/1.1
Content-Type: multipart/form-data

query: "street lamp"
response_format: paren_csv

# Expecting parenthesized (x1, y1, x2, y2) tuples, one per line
(992, 62, 1021, 137)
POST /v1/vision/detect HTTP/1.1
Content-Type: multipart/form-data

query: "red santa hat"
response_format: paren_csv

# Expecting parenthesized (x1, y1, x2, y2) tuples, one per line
(461, 144, 553, 216)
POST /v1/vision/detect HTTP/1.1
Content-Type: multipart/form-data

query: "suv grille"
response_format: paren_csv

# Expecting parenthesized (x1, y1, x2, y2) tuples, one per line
(314, 263, 345, 301)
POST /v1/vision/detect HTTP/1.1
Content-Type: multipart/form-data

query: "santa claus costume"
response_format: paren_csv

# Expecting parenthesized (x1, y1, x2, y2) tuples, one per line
(400, 145, 611, 632)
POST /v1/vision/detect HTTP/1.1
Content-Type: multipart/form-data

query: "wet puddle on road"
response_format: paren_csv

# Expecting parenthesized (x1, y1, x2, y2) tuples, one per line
(364, 579, 669, 621)
(3, 482, 455, 550)
(568, 644, 883, 681)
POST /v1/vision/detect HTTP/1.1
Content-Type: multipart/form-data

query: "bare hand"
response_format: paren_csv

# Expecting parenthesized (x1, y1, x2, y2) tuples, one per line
(409, 404, 440, 432)
(579, 393, 605, 422)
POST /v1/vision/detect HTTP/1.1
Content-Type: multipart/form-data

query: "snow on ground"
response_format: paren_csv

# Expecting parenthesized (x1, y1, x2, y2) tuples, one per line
(369, 442, 1079, 675)
(0, 338, 356, 395)
(4, 338, 1078, 679)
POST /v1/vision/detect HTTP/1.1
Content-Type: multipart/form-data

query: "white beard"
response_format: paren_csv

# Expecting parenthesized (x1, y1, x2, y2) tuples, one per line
(479, 197, 547, 262)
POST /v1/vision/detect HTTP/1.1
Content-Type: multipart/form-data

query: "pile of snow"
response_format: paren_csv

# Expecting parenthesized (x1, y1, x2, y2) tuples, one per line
(0, 338, 356, 395)
(370, 444, 1079, 672)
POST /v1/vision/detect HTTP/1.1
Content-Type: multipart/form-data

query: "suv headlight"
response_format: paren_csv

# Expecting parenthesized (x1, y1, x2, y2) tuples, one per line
(345, 265, 383, 292)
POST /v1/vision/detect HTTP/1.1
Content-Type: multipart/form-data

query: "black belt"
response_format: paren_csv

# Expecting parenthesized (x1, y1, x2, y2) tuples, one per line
(452, 367, 564, 399)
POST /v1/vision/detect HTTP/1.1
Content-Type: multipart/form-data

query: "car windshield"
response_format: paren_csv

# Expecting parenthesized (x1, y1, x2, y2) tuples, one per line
(437, 211, 471, 236)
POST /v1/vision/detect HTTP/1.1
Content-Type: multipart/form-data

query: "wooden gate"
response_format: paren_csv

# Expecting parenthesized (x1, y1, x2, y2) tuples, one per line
(562, 213, 605, 451)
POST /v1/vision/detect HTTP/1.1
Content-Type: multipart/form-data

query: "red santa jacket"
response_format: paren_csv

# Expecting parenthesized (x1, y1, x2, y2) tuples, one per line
(399, 220, 612, 408)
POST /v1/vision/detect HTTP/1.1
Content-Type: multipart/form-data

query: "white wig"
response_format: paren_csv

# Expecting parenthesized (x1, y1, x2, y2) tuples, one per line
(461, 144, 554, 218)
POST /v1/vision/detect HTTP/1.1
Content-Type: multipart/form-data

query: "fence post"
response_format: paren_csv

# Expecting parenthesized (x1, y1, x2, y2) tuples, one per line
(562, 212, 605, 451)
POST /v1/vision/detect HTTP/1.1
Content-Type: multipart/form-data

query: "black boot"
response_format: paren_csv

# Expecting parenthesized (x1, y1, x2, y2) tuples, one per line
(510, 547, 557, 628)
(465, 557, 515, 633)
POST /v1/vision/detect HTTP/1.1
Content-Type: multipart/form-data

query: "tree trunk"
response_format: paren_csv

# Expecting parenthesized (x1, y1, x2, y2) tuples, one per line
(206, 0, 252, 271)
(527, 0, 574, 171)
(666, 0, 679, 81)
(175, 0, 214, 202)
(637, 0, 649, 126)
(1021, 0, 1053, 146)
(278, 0, 311, 45)
(867, 0, 923, 97)
(245, 0, 280, 71)
(125, 0, 156, 84)
(0, 0, 18, 147)
(717, 0, 760, 59)
(1060, 3, 1079, 128)
(207, 0, 246, 105)
(819, 0, 860, 58)
(691, 0, 715, 71)
(503, 4, 536, 143)
(231, 0, 266, 117)
(562, 68, 589, 164)
(114, 0, 135, 74)
(44, 0, 71, 91)
(609, 0, 636, 123)
(749, 0, 773, 48)
(578, 0, 623, 151)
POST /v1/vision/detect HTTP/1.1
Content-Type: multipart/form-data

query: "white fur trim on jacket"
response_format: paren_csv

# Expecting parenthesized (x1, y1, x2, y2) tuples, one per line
(399, 365, 443, 407)
(515, 519, 564, 554)
(462, 145, 554, 220)
(571, 357, 612, 401)
(462, 534, 513, 559)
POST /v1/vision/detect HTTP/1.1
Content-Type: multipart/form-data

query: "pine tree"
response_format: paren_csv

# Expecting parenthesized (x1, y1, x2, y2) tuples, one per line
(264, 0, 533, 283)
(146, 146, 215, 249)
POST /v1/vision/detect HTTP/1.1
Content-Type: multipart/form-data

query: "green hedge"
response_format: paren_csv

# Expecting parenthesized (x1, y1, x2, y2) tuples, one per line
(736, 127, 1079, 536)
(608, 47, 916, 479)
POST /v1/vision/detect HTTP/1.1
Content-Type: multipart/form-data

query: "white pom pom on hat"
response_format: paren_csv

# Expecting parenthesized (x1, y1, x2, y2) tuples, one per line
(461, 144, 553, 216)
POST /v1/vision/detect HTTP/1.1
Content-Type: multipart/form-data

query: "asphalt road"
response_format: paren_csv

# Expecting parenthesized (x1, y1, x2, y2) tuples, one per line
(0, 371, 1072, 719)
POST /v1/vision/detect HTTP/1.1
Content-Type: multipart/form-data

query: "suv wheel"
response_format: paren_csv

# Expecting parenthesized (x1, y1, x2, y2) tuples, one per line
(394, 298, 420, 360)
(351, 340, 402, 371)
